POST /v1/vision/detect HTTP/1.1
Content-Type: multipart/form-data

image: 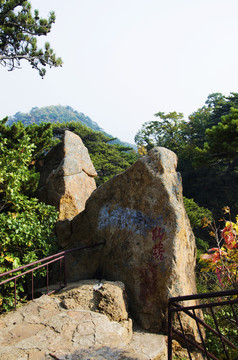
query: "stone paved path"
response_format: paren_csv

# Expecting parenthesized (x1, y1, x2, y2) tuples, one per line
(0, 294, 167, 360)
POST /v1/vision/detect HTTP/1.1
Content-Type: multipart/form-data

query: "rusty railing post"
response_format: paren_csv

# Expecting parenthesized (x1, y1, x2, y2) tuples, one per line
(31, 270, 34, 300)
(14, 278, 17, 310)
(64, 254, 67, 288)
(168, 301, 173, 360)
(46, 264, 49, 294)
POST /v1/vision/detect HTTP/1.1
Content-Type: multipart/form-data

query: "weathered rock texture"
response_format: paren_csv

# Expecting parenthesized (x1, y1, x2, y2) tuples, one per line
(56, 147, 198, 333)
(37, 130, 97, 220)
(55, 280, 129, 324)
(0, 281, 168, 360)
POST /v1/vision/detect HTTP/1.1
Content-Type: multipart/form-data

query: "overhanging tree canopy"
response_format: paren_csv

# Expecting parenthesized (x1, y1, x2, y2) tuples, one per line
(0, 0, 62, 77)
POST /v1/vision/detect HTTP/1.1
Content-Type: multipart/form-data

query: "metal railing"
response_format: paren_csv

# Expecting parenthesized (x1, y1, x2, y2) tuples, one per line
(0, 242, 105, 310)
(168, 288, 238, 360)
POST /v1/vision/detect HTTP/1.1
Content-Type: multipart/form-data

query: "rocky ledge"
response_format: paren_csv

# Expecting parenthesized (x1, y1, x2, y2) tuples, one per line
(0, 280, 167, 360)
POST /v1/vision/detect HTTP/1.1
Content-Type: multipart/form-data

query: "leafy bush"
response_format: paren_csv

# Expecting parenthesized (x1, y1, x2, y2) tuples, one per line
(200, 207, 238, 289)
(198, 207, 238, 358)
(0, 119, 58, 312)
(0, 202, 58, 312)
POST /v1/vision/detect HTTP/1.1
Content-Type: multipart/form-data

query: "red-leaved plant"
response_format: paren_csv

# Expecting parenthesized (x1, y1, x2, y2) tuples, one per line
(199, 207, 238, 290)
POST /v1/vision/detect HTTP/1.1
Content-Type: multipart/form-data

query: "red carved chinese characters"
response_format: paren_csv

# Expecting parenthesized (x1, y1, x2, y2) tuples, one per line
(153, 242, 165, 260)
(152, 226, 165, 261)
(152, 226, 165, 242)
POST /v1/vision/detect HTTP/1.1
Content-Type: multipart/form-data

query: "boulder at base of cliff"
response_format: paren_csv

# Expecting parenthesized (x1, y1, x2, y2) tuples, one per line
(37, 130, 97, 221)
(56, 147, 198, 334)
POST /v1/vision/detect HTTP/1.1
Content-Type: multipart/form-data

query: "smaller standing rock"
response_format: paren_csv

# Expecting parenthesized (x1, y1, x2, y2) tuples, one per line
(37, 130, 97, 221)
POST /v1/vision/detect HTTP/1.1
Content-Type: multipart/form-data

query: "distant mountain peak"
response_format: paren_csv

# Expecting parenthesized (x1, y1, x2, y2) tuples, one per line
(7, 105, 136, 149)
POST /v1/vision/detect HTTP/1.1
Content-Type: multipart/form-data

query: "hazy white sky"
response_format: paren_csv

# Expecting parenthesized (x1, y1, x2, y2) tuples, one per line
(1, 0, 238, 144)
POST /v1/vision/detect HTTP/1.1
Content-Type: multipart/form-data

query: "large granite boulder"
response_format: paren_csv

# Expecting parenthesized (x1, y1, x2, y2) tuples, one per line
(56, 147, 197, 333)
(37, 130, 97, 220)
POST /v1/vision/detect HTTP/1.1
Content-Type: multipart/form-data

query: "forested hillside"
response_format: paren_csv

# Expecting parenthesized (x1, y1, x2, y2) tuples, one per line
(7, 105, 135, 149)
(7, 105, 104, 132)
(6, 105, 139, 186)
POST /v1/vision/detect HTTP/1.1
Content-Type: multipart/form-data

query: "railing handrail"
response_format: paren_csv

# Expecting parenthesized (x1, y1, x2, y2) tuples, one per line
(0, 256, 65, 286)
(0, 242, 106, 279)
(169, 297, 238, 312)
(168, 288, 238, 360)
(0, 241, 106, 309)
(169, 288, 238, 303)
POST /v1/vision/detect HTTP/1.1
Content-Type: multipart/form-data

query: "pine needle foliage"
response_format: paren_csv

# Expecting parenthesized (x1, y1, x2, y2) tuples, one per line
(0, 0, 62, 76)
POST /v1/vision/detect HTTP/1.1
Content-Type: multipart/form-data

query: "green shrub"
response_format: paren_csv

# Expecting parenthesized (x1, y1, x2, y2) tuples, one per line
(0, 119, 58, 312)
